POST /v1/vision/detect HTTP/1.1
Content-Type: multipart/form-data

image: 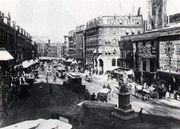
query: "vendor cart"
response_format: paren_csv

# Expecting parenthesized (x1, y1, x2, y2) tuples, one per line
(97, 88, 111, 102)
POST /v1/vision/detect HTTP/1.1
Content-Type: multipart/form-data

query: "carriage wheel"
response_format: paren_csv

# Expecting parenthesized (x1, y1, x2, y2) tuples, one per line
(144, 94, 150, 101)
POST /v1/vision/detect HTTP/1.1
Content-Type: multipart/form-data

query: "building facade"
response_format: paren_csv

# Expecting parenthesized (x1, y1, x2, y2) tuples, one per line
(85, 15, 144, 74)
(75, 25, 85, 62)
(47, 43, 58, 57)
(37, 40, 59, 58)
(68, 30, 76, 59)
(121, 20, 180, 90)
(61, 36, 68, 58)
(147, 0, 167, 30)
(0, 11, 37, 68)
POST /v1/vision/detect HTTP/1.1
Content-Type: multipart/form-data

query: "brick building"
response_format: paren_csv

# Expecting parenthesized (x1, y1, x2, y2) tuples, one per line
(0, 11, 37, 68)
(75, 25, 85, 62)
(85, 15, 144, 74)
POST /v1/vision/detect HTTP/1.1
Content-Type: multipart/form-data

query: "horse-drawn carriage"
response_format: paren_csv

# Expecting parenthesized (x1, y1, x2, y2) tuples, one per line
(85, 74, 93, 82)
(134, 85, 159, 101)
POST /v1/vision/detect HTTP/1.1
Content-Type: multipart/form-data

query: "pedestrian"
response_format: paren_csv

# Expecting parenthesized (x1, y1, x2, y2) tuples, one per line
(161, 83, 166, 98)
(134, 85, 138, 97)
(46, 75, 49, 83)
(84, 93, 90, 100)
(91, 92, 96, 101)
(53, 75, 57, 82)
(138, 108, 144, 123)
(1, 79, 9, 117)
(49, 85, 53, 95)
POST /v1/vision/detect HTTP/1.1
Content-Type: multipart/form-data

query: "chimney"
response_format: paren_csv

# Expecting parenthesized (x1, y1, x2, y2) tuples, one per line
(48, 39, 51, 44)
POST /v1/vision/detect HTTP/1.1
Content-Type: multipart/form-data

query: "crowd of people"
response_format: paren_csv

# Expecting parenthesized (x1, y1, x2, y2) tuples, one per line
(0, 64, 39, 117)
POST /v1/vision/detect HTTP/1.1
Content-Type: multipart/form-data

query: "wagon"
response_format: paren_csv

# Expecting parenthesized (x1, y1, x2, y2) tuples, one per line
(63, 72, 85, 93)
(97, 88, 111, 102)
(85, 75, 93, 82)
(135, 86, 159, 101)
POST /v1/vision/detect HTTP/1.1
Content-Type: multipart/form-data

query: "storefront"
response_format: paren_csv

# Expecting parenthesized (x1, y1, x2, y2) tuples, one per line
(121, 24, 180, 86)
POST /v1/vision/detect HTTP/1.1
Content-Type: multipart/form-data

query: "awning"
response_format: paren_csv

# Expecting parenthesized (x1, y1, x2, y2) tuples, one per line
(71, 60, 77, 64)
(39, 57, 51, 61)
(0, 49, 14, 61)
(22, 60, 31, 68)
(1, 119, 72, 129)
(22, 59, 34, 68)
(66, 58, 73, 62)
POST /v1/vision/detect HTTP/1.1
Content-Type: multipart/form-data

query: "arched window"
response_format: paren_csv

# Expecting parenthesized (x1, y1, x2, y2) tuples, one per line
(112, 58, 116, 66)
(117, 58, 121, 66)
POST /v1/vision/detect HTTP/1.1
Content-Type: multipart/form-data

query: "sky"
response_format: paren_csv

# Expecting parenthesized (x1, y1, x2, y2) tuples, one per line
(0, 0, 180, 42)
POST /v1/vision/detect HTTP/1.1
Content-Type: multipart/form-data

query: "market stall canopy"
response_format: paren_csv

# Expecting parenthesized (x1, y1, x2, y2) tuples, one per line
(0, 49, 14, 61)
(22, 60, 35, 68)
(112, 68, 134, 76)
(60, 57, 66, 61)
(98, 88, 110, 94)
(22, 60, 32, 68)
(66, 58, 73, 62)
(34, 59, 39, 64)
(1, 119, 72, 129)
(39, 57, 51, 61)
(71, 60, 77, 64)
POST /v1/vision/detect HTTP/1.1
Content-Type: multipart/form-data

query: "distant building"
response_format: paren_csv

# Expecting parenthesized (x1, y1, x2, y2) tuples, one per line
(85, 15, 144, 74)
(36, 39, 59, 57)
(147, 0, 167, 30)
(37, 43, 48, 57)
(36, 40, 50, 57)
(68, 30, 76, 59)
(61, 36, 68, 58)
(47, 43, 58, 57)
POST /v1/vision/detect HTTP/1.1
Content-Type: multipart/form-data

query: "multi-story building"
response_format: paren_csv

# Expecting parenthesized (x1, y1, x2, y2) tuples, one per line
(120, 15, 180, 93)
(85, 15, 144, 74)
(56, 42, 62, 57)
(147, 0, 167, 30)
(0, 11, 37, 69)
(61, 36, 68, 58)
(47, 43, 58, 57)
(37, 40, 59, 58)
(36, 39, 50, 57)
(75, 25, 85, 62)
(68, 30, 76, 59)
(36, 43, 47, 57)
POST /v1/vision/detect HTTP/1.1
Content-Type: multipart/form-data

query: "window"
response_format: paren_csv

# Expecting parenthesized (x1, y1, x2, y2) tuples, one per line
(143, 42, 146, 46)
(122, 51, 126, 58)
(122, 62, 126, 68)
(117, 58, 121, 66)
(112, 58, 116, 66)
(118, 19, 123, 25)
(143, 61, 146, 71)
(113, 28, 116, 34)
(113, 38, 116, 44)
(124, 19, 128, 25)
(138, 30, 141, 34)
(113, 49, 116, 54)
(151, 41, 155, 47)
